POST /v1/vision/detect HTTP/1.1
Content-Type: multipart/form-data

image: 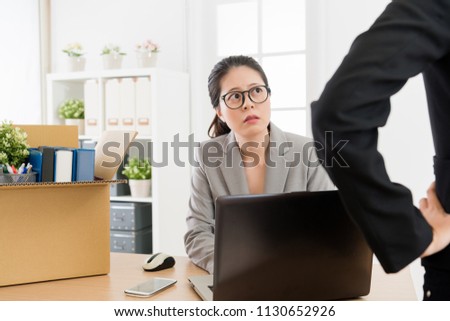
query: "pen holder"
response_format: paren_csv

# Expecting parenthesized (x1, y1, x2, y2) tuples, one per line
(0, 172, 37, 184)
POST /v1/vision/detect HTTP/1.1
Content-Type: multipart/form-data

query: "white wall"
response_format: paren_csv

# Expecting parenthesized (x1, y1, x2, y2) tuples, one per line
(308, 0, 434, 299)
(50, 0, 187, 72)
(0, 1, 41, 124)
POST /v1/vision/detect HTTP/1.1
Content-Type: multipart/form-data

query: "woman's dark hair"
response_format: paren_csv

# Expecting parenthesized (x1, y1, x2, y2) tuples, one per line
(207, 55, 269, 138)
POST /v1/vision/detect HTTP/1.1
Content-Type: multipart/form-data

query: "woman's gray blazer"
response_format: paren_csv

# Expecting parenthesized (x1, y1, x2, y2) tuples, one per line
(184, 123, 334, 273)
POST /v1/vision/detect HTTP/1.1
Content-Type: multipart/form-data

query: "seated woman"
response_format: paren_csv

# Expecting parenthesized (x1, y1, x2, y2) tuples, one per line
(184, 55, 334, 273)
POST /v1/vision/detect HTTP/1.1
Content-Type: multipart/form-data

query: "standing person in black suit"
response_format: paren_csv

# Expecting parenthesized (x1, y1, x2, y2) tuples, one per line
(311, 0, 450, 300)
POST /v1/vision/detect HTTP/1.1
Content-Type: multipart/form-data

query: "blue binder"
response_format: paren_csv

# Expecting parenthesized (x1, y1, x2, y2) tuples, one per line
(72, 149, 95, 181)
(28, 148, 42, 182)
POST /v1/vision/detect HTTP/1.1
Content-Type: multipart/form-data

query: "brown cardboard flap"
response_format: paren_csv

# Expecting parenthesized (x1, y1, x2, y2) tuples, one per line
(14, 125, 79, 148)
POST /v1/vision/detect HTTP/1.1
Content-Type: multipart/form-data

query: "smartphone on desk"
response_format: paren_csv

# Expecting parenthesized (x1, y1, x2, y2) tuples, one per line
(124, 278, 177, 297)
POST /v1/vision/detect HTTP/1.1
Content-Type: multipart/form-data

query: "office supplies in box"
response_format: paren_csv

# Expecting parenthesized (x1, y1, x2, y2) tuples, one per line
(0, 125, 136, 287)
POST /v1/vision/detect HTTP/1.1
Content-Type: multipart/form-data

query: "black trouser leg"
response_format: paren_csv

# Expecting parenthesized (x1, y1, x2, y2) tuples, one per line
(423, 267, 450, 300)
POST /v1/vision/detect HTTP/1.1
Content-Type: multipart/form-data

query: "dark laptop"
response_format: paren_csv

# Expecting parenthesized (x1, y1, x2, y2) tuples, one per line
(188, 190, 373, 301)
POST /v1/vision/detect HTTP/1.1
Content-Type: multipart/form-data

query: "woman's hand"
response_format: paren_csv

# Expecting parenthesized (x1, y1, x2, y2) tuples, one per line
(419, 182, 450, 257)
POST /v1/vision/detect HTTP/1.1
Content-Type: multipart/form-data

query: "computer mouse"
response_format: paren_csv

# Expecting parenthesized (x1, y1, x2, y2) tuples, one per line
(142, 252, 176, 272)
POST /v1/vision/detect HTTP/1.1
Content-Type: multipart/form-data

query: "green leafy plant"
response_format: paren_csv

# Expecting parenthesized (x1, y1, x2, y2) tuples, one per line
(101, 43, 126, 56)
(58, 99, 85, 119)
(0, 121, 30, 167)
(122, 157, 151, 180)
(62, 42, 85, 57)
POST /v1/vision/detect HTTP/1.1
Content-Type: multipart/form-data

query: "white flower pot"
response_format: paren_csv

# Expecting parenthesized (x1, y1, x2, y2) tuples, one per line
(128, 179, 152, 198)
(65, 118, 85, 135)
(102, 54, 123, 69)
(67, 56, 86, 72)
(136, 51, 158, 68)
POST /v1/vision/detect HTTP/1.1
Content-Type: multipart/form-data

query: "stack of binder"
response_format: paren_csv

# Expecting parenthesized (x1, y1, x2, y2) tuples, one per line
(102, 77, 152, 136)
(28, 147, 95, 183)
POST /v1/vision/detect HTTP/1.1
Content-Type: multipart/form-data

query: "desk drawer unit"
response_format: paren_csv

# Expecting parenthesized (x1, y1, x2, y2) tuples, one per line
(110, 202, 152, 231)
(110, 228, 152, 254)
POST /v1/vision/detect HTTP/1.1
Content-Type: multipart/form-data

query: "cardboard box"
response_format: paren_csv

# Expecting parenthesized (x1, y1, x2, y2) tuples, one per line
(0, 125, 114, 286)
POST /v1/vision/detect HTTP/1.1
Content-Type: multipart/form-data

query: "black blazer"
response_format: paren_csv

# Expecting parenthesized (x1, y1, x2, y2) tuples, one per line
(312, 0, 450, 273)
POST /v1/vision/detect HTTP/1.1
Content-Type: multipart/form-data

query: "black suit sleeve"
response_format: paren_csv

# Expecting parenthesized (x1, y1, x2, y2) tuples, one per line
(312, 0, 450, 273)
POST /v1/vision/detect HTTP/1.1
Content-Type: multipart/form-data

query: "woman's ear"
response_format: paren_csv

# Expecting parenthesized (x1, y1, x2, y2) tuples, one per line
(216, 107, 226, 123)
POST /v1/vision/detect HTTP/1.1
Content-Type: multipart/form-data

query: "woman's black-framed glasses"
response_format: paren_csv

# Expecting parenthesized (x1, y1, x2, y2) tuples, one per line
(221, 85, 271, 110)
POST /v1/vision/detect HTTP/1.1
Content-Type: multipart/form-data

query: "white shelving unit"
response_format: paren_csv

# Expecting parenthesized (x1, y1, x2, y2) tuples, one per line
(46, 68, 191, 256)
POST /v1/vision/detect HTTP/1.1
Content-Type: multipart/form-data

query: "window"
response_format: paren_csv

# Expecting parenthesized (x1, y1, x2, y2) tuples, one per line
(215, 0, 307, 135)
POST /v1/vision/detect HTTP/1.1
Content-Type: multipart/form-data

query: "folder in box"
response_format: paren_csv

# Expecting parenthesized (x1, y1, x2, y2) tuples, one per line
(28, 148, 42, 182)
(72, 148, 95, 181)
(39, 146, 55, 182)
(54, 149, 74, 182)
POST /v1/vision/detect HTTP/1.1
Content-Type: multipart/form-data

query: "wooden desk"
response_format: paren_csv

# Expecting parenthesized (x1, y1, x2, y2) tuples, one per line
(0, 252, 416, 301)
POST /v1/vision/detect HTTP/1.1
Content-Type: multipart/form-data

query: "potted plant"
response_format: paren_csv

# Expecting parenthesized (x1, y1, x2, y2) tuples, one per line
(122, 157, 152, 197)
(135, 39, 160, 68)
(62, 42, 86, 72)
(101, 43, 126, 69)
(58, 98, 85, 135)
(0, 121, 35, 183)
